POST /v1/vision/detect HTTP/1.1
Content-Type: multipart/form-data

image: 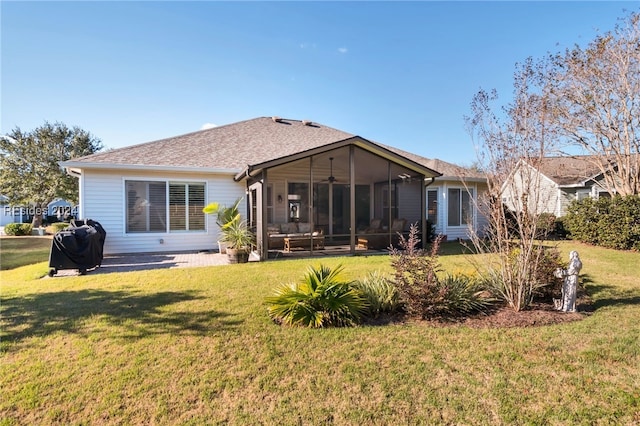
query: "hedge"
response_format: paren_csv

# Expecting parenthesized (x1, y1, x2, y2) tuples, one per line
(564, 195, 640, 250)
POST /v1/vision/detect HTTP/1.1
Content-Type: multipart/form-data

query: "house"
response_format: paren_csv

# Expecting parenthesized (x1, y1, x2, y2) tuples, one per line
(501, 156, 612, 217)
(0, 195, 27, 226)
(46, 198, 74, 221)
(61, 117, 486, 258)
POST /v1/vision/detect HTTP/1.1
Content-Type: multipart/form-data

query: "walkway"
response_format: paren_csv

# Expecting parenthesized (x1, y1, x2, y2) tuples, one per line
(51, 251, 229, 277)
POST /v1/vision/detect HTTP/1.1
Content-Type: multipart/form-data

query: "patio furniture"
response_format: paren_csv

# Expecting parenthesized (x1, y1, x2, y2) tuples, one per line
(267, 222, 324, 250)
(283, 234, 325, 252)
(357, 218, 407, 250)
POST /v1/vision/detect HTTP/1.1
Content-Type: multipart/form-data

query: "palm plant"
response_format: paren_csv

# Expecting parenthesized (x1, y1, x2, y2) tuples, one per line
(265, 264, 368, 328)
(203, 198, 254, 262)
(353, 271, 401, 317)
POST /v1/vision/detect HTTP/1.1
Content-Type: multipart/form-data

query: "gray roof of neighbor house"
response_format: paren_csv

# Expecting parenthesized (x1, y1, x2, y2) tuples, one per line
(63, 116, 482, 180)
(531, 156, 605, 186)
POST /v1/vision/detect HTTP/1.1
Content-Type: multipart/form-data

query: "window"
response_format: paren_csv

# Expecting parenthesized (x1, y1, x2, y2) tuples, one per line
(447, 188, 473, 227)
(169, 183, 205, 231)
(427, 189, 438, 224)
(126, 180, 205, 233)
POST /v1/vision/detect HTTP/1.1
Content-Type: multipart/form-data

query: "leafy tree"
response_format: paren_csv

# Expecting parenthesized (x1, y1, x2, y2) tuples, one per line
(0, 122, 102, 227)
(543, 11, 640, 195)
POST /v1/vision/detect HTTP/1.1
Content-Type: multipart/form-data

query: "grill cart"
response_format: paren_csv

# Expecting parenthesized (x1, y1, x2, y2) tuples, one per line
(48, 219, 106, 276)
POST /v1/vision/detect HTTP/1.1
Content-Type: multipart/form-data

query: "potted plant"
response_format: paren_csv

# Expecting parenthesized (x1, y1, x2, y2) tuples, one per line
(219, 216, 255, 263)
(203, 198, 255, 263)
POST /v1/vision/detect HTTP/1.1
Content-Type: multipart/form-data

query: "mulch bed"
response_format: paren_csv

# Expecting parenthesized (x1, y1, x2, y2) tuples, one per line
(368, 294, 594, 329)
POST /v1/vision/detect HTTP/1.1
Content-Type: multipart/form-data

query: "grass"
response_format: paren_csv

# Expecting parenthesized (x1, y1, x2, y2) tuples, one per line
(0, 236, 52, 270)
(1, 238, 639, 424)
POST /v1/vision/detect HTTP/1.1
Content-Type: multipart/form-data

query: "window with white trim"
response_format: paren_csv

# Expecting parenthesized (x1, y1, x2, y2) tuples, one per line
(427, 189, 438, 224)
(447, 188, 474, 227)
(126, 180, 205, 233)
(169, 182, 205, 231)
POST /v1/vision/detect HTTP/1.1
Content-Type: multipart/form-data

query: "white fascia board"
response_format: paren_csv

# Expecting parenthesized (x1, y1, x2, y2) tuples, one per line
(60, 161, 241, 175)
(439, 175, 487, 183)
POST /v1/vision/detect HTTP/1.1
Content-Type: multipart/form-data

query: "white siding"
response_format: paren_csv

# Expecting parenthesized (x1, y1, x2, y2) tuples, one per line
(502, 162, 559, 215)
(427, 180, 489, 240)
(81, 169, 245, 254)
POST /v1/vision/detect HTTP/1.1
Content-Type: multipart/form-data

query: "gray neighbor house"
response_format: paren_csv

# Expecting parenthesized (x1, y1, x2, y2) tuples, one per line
(501, 155, 613, 217)
(61, 117, 489, 259)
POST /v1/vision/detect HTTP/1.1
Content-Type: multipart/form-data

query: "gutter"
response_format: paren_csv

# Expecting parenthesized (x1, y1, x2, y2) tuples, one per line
(60, 160, 241, 175)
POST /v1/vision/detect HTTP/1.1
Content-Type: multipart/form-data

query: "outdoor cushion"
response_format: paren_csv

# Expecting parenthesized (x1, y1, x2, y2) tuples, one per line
(391, 219, 406, 231)
(298, 223, 312, 233)
(280, 223, 298, 233)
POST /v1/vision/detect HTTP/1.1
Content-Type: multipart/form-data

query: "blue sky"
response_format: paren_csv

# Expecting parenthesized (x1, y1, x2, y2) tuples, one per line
(1, 1, 636, 166)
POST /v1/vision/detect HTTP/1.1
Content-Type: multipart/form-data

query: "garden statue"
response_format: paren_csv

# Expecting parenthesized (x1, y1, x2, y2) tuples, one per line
(554, 251, 582, 312)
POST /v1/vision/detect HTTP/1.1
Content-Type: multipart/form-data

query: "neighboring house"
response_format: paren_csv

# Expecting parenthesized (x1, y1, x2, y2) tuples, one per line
(61, 117, 484, 257)
(0, 195, 27, 226)
(47, 198, 73, 220)
(502, 156, 611, 217)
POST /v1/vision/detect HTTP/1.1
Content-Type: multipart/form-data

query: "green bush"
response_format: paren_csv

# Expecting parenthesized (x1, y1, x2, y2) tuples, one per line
(565, 195, 640, 250)
(532, 246, 566, 301)
(265, 264, 367, 328)
(481, 245, 563, 310)
(45, 222, 71, 234)
(390, 224, 493, 319)
(437, 274, 496, 317)
(3, 223, 33, 236)
(353, 271, 400, 317)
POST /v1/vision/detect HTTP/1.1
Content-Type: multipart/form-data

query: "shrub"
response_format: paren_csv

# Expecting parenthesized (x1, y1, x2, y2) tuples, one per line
(565, 195, 640, 250)
(353, 271, 400, 317)
(437, 274, 495, 317)
(265, 264, 367, 328)
(3, 223, 33, 236)
(390, 223, 493, 319)
(531, 247, 566, 301)
(45, 222, 71, 234)
(536, 213, 557, 238)
(480, 245, 563, 309)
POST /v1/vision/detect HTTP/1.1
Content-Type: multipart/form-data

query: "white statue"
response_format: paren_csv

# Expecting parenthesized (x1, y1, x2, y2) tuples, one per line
(554, 251, 582, 312)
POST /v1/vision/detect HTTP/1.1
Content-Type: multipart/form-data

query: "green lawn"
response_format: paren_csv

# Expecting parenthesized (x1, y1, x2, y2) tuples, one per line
(1, 238, 639, 425)
(0, 236, 52, 270)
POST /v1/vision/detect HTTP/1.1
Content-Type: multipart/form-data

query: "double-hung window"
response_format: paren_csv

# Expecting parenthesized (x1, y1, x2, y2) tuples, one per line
(447, 188, 474, 227)
(126, 180, 205, 233)
(427, 189, 438, 225)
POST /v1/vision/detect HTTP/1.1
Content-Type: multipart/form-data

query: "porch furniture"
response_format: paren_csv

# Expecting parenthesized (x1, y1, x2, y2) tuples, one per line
(283, 235, 325, 252)
(267, 222, 324, 250)
(357, 218, 407, 250)
(357, 238, 369, 249)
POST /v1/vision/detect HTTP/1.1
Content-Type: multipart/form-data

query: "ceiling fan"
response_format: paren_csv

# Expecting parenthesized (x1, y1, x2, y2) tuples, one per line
(323, 157, 337, 183)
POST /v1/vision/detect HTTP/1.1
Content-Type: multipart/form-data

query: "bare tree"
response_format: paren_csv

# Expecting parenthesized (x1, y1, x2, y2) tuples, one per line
(466, 60, 560, 312)
(544, 11, 640, 195)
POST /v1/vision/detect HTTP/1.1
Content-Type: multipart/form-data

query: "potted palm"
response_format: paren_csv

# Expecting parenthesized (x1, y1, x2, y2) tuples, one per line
(203, 198, 254, 263)
(219, 216, 255, 263)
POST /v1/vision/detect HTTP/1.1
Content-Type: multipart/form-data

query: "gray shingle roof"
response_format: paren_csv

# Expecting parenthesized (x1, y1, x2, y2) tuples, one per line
(70, 117, 355, 171)
(532, 156, 604, 186)
(66, 116, 479, 180)
(381, 144, 486, 180)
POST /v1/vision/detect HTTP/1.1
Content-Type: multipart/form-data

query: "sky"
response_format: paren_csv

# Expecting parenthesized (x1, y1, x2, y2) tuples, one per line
(1, 1, 636, 166)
